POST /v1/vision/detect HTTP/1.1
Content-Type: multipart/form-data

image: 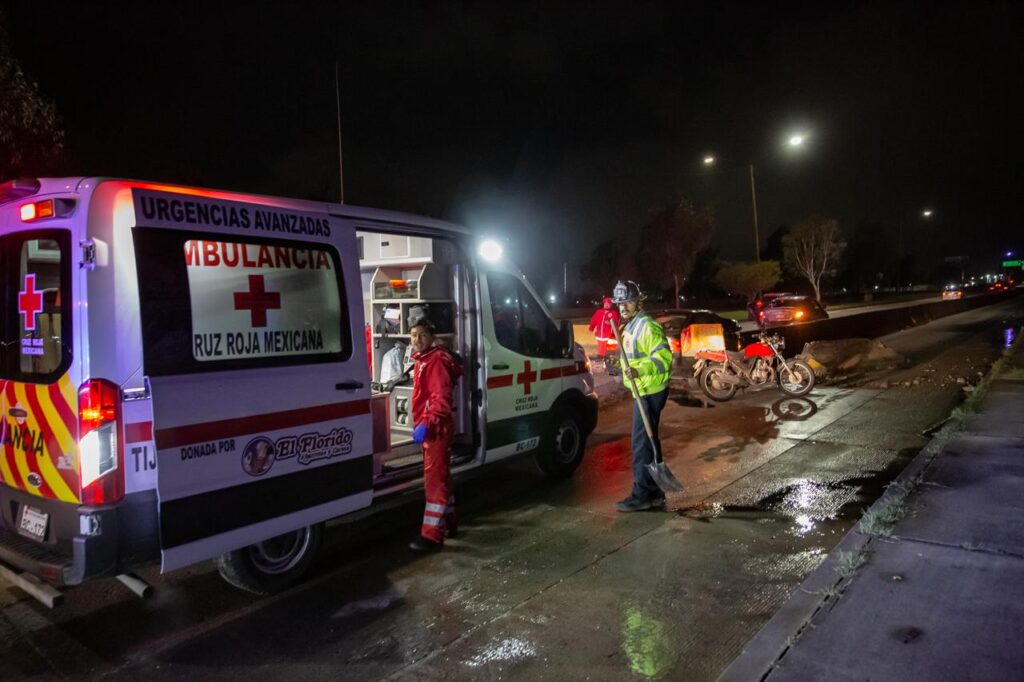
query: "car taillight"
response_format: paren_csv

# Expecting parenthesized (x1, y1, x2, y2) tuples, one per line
(795, 310, 806, 319)
(78, 379, 124, 505)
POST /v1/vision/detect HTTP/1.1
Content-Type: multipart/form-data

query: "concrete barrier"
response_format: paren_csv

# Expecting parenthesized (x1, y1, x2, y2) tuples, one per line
(742, 291, 1022, 356)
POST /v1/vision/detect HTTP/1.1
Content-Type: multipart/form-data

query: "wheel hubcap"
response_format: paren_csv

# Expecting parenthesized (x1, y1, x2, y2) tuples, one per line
(555, 420, 580, 464)
(248, 527, 311, 574)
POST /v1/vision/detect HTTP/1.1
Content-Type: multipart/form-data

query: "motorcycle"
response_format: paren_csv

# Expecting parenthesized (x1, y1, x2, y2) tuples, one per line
(692, 332, 815, 402)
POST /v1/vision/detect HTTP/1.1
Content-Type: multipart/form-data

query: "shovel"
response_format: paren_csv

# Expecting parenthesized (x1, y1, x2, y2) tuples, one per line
(611, 321, 684, 493)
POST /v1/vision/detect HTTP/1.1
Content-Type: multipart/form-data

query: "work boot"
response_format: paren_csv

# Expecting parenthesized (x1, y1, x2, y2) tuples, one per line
(409, 535, 443, 552)
(648, 495, 666, 508)
(615, 497, 652, 512)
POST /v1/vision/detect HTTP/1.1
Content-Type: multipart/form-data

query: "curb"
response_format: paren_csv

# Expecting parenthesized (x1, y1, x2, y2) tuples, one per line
(718, 333, 1023, 681)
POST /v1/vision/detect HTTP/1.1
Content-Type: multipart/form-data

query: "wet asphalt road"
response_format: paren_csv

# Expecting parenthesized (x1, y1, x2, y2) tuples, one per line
(2, 297, 1022, 681)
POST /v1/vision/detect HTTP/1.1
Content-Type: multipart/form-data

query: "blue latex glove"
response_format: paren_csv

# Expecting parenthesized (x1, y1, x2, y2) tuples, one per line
(412, 424, 428, 444)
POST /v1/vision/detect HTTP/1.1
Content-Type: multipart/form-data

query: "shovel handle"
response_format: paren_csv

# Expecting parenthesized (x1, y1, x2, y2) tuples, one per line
(611, 321, 660, 462)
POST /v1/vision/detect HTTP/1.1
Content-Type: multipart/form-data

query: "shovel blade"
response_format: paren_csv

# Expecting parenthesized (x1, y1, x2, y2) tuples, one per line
(647, 462, 684, 493)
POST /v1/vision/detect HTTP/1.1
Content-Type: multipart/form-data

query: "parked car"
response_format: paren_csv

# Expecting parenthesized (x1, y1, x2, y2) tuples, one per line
(759, 295, 829, 327)
(988, 281, 1008, 293)
(657, 309, 743, 354)
(747, 291, 794, 321)
(942, 285, 964, 300)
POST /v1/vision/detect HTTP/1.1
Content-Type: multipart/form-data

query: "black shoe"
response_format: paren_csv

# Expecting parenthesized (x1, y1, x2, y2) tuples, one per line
(615, 497, 652, 512)
(649, 496, 666, 508)
(444, 527, 459, 540)
(409, 535, 443, 552)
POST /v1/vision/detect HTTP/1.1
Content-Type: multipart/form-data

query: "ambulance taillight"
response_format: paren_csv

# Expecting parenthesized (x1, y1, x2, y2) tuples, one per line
(78, 379, 125, 505)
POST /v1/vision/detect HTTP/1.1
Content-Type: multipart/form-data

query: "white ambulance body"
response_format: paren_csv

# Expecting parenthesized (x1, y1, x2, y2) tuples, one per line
(0, 177, 597, 604)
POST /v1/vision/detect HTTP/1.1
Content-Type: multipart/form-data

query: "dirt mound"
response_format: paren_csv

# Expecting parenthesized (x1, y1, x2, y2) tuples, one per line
(800, 338, 905, 381)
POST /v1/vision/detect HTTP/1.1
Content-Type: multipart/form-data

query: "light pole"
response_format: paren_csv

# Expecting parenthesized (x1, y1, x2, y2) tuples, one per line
(748, 164, 760, 263)
(897, 209, 933, 292)
(703, 132, 807, 263)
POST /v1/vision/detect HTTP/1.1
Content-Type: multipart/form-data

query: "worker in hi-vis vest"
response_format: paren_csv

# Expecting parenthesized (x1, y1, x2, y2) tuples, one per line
(611, 280, 673, 512)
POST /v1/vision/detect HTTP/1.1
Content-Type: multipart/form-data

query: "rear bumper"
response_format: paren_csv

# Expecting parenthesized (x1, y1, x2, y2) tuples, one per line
(0, 486, 158, 586)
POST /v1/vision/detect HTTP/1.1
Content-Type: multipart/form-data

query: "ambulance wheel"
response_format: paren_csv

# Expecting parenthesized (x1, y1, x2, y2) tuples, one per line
(537, 405, 586, 480)
(215, 523, 323, 596)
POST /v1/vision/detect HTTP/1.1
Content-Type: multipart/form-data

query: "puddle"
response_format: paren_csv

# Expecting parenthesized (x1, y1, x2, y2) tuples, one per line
(741, 548, 826, 577)
(463, 637, 537, 668)
(331, 587, 404, 620)
(680, 448, 920, 537)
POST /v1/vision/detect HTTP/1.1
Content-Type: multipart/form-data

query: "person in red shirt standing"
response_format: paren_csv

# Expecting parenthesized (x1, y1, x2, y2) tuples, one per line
(588, 297, 621, 370)
(408, 317, 464, 551)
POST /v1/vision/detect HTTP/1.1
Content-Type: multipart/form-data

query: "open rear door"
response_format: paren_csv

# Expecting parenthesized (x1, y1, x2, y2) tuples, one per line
(130, 190, 372, 571)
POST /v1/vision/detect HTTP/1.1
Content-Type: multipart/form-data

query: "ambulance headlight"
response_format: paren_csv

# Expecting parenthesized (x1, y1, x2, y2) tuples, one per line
(479, 240, 503, 262)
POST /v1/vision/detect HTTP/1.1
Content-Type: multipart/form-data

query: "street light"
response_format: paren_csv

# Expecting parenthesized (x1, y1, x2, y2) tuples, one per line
(897, 208, 935, 291)
(703, 132, 808, 263)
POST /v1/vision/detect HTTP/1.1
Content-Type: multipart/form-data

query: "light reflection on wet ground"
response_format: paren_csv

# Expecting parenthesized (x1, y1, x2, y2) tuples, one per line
(463, 636, 537, 668)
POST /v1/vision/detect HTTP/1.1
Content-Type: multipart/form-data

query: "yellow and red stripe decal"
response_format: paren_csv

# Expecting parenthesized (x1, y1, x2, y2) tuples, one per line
(1, 374, 80, 503)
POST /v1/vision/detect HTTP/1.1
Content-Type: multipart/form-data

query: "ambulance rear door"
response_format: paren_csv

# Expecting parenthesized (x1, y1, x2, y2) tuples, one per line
(129, 190, 372, 572)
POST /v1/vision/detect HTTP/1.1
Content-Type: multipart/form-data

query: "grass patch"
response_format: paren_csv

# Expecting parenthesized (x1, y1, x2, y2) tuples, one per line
(949, 333, 1023, 424)
(835, 549, 870, 578)
(859, 479, 917, 537)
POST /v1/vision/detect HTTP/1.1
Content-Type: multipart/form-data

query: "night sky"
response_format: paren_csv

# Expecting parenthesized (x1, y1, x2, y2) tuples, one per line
(8, 2, 1022, 294)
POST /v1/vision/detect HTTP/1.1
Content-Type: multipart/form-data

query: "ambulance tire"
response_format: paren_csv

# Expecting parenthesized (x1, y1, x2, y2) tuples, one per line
(215, 523, 323, 596)
(536, 404, 587, 480)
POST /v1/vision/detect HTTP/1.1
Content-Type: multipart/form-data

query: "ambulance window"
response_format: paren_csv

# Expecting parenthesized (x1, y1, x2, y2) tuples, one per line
(487, 274, 522, 351)
(133, 229, 351, 376)
(1, 230, 72, 383)
(487, 272, 562, 358)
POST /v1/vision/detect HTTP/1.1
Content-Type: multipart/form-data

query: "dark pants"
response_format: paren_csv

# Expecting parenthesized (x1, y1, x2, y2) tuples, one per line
(631, 388, 668, 501)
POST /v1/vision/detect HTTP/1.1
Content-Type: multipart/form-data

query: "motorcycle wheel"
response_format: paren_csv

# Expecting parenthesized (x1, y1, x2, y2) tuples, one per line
(778, 359, 815, 397)
(699, 366, 738, 402)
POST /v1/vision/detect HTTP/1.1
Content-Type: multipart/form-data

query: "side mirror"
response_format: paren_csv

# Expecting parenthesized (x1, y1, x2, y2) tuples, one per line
(559, 319, 575, 358)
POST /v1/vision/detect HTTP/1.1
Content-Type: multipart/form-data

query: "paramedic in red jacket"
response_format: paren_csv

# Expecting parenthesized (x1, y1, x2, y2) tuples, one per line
(588, 297, 620, 367)
(409, 318, 464, 551)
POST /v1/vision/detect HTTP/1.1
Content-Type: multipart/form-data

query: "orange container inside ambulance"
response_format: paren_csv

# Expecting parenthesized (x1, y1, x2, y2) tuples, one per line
(0, 177, 597, 605)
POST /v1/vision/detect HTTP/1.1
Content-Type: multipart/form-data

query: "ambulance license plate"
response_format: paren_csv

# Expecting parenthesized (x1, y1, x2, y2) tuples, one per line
(18, 505, 48, 542)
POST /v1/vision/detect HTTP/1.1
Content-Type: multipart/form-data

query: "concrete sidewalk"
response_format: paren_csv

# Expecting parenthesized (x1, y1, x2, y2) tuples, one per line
(720, 337, 1024, 681)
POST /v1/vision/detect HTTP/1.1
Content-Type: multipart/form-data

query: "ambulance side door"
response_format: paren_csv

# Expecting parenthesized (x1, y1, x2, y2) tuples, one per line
(481, 269, 570, 462)
(130, 191, 372, 572)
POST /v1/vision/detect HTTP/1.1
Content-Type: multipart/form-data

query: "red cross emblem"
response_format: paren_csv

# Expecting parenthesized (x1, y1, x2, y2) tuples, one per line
(18, 274, 44, 331)
(233, 275, 281, 328)
(516, 360, 538, 395)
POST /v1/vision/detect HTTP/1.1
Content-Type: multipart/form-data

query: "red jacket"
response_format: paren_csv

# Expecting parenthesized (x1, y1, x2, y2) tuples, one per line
(588, 300, 621, 342)
(411, 345, 464, 437)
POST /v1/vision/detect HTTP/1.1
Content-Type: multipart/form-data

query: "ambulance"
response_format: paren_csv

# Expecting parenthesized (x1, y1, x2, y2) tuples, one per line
(0, 177, 597, 605)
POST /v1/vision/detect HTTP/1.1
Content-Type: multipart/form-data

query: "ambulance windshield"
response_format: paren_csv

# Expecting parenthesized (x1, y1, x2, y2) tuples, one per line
(0, 229, 72, 383)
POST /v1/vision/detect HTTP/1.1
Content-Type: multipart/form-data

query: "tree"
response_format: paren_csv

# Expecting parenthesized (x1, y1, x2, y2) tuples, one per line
(634, 196, 715, 305)
(683, 246, 720, 304)
(713, 260, 782, 301)
(0, 11, 65, 178)
(783, 215, 844, 302)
